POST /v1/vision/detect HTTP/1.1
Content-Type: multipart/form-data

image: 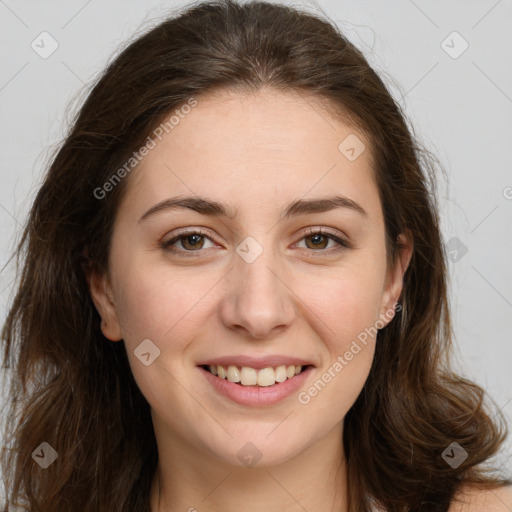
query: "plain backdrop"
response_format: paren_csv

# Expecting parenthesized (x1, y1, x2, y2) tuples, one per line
(1, 0, 511, 486)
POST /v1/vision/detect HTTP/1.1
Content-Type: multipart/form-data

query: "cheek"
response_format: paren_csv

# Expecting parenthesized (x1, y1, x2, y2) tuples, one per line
(303, 259, 386, 345)
(295, 278, 380, 417)
(113, 266, 210, 348)
(294, 256, 385, 405)
(110, 266, 212, 409)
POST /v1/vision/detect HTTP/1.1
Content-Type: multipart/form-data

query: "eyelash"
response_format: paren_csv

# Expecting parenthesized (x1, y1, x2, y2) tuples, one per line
(161, 227, 351, 258)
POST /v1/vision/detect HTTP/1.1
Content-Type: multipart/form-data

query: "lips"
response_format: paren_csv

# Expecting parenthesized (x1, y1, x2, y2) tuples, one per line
(198, 364, 314, 406)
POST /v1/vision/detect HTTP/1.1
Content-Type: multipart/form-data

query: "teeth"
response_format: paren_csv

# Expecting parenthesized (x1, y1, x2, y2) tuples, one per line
(206, 364, 305, 387)
(240, 366, 257, 385)
(227, 365, 240, 383)
(257, 367, 275, 386)
(275, 365, 288, 383)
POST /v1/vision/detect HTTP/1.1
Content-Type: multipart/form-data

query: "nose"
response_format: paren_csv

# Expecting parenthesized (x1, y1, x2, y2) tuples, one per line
(218, 245, 296, 339)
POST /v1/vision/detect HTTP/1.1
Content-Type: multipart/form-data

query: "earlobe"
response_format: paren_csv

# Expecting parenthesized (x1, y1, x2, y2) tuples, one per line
(86, 268, 123, 342)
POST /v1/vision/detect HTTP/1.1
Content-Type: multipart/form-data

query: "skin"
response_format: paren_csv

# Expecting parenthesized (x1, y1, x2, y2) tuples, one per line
(88, 87, 414, 511)
(449, 485, 512, 512)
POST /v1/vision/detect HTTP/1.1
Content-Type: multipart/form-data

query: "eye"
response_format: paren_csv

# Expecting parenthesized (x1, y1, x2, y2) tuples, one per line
(161, 229, 216, 256)
(295, 228, 351, 255)
(162, 227, 351, 258)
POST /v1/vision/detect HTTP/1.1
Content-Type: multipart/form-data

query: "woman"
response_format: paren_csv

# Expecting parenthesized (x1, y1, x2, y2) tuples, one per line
(1, 1, 510, 511)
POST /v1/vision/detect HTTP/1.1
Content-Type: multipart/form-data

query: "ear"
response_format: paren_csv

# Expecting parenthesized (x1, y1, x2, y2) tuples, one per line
(377, 230, 413, 326)
(86, 267, 123, 341)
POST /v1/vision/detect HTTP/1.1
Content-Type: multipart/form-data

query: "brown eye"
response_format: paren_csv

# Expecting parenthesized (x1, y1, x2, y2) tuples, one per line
(162, 229, 215, 256)
(297, 228, 351, 254)
(179, 233, 205, 250)
(304, 232, 330, 250)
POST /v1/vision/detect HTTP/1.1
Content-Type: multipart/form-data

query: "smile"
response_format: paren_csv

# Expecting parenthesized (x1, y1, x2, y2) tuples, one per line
(198, 364, 314, 407)
(202, 364, 308, 387)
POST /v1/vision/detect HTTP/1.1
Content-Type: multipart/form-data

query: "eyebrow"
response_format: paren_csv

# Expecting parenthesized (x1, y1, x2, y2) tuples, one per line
(138, 194, 368, 222)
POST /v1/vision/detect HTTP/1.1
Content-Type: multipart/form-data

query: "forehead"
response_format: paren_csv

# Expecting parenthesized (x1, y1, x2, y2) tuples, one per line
(123, 88, 381, 222)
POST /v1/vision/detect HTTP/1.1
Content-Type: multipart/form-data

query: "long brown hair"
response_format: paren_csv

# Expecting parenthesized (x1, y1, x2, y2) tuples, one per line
(1, 1, 509, 511)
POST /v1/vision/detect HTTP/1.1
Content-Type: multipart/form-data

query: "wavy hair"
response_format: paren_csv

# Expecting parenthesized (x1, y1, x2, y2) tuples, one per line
(1, 1, 509, 511)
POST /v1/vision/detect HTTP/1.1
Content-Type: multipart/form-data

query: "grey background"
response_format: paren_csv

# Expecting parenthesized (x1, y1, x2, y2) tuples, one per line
(1, 0, 511, 486)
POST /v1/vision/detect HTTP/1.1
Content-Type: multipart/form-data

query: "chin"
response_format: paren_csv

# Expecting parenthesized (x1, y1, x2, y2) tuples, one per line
(201, 426, 316, 469)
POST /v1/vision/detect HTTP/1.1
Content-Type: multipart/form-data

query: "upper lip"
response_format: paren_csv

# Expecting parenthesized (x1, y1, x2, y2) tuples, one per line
(197, 355, 314, 370)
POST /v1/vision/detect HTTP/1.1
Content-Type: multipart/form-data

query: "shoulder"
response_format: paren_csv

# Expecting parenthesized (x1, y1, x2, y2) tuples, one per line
(449, 484, 512, 511)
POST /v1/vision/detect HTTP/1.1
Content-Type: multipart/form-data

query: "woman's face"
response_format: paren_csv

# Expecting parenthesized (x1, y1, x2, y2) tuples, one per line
(89, 88, 411, 467)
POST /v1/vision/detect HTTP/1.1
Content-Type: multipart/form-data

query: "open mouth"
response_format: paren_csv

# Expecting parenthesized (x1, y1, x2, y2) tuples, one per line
(199, 364, 312, 387)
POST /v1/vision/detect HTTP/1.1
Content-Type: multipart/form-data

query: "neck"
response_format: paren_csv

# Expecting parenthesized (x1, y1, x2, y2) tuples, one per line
(149, 419, 348, 512)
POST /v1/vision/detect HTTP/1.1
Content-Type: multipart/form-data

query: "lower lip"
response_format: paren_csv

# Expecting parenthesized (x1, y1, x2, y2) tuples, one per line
(198, 366, 313, 407)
